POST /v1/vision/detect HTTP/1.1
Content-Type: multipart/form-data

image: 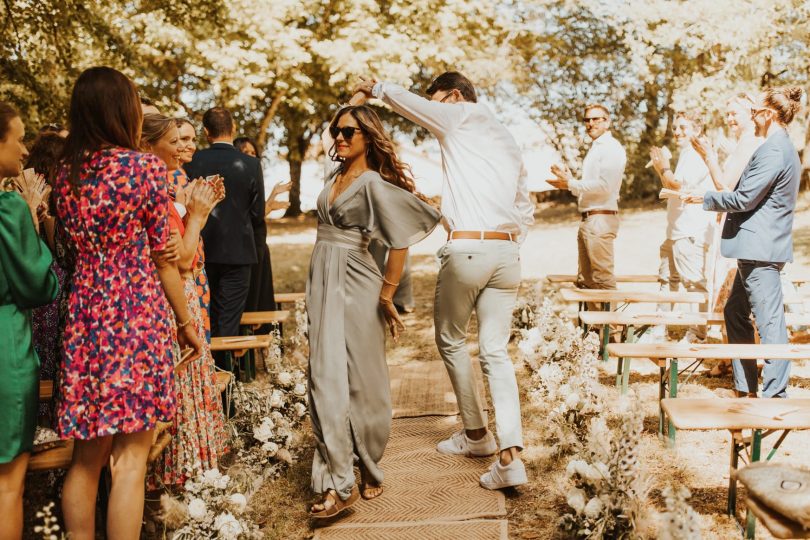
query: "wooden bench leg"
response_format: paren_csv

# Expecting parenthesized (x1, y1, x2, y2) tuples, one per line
(659, 364, 666, 439)
(668, 358, 678, 447)
(728, 430, 741, 517)
(601, 323, 610, 362)
(745, 430, 762, 540)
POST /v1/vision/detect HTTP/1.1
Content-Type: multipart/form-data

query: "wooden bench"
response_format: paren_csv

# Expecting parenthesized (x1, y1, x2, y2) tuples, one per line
(211, 334, 272, 382)
(608, 343, 810, 444)
(560, 288, 707, 307)
(661, 398, 810, 539)
(240, 310, 289, 329)
(562, 288, 707, 360)
(549, 273, 810, 287)
(39, 380, 53, 401)
(547, 273, 660, 284)
(608, 343, 810, 445)
(274, 292, 305, 305)
(581, 312, 810, 393)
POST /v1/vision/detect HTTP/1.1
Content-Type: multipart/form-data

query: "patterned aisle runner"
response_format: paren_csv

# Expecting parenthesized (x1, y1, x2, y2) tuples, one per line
(313, 361, 508, 540)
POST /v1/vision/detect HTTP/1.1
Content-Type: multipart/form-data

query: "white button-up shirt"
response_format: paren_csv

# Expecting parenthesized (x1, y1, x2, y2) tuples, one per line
(667, 145, 715, 244)
(372, 82, 534, 241)
(569, 132, 626, 213)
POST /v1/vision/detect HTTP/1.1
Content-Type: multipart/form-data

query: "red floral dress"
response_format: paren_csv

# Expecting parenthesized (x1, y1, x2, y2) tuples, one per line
(54, 148, 176, 439)
(148, 204, 228, 488)
(171, 169, 211, 338)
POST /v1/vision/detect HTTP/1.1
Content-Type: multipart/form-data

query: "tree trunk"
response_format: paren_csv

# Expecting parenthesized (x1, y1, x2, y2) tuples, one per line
(283, 126, 310, 217)
(256, 90, 286, 150)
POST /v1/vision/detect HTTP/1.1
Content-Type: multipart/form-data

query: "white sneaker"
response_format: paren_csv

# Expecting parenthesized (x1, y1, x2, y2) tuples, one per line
(437, 430, 497, 457)
(479, 458, 528, 490)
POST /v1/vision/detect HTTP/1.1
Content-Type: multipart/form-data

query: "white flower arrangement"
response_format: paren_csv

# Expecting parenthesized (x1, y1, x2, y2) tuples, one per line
(517, 298, 607, 455)
(158, 469, 261, 540)
(289, 299, 309, 354)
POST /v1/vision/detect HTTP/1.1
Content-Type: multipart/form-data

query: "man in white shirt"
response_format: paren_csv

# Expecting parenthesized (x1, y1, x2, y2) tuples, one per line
(354, 72, 534, 490)
(548, 104, 626, 289)
(649, 112, 715, 341)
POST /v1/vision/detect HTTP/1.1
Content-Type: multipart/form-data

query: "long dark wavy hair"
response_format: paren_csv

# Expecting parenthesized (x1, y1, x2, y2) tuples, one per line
(328, 105, 418, 194)
(60, 67, 142, 191)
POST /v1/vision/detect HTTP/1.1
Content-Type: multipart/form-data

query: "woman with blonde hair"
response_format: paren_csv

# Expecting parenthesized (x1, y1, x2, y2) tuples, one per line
(691, 93, 764, 376)
(139, 113, 227, 487)
(307, 102, 441, 518)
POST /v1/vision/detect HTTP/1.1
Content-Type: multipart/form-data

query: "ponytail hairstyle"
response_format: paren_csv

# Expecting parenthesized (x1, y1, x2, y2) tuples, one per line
(328, 105, 419, 195)
(763, 86, 803, 125)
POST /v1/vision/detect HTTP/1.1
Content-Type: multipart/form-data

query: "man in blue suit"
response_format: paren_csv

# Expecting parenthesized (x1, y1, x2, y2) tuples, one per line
(686, 87, 803, 398)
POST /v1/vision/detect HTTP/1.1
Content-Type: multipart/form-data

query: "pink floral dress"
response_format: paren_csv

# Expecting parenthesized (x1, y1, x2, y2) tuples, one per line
(54, 147, 176, 439)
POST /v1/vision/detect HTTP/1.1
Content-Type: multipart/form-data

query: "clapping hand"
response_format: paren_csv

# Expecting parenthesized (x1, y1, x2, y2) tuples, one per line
(16, 169, 49, 213)
(690, 136, 717, 165)
(547, 163, 572, 190)
(680, 191, 705, 204)
(187, 181, 217, 220)
(649, 146, 671, 174)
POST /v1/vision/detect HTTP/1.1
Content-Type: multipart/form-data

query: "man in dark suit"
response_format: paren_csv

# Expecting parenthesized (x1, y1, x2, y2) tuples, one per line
(687, 86, 803, 398)
(185, 107, 265, 364)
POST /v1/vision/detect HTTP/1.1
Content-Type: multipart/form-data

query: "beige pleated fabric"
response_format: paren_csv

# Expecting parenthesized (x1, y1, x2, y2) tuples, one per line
(307, 171, 441, 500)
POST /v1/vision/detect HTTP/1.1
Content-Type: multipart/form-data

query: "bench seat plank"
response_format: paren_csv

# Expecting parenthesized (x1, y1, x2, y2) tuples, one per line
(29, 441, 74, 471)
(661, 398, 810, 431)
(561, 288, 706, 304)
(580, 311, 810, 327)
(607, 343, 810, 360)
(274, 292, 305, 304)
(547, 274, 660, 283)
(240, 310, 290, 326)
(210, 335, 271, 352)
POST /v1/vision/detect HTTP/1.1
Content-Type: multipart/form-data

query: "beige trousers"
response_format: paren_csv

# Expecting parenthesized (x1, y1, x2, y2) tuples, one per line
(658, 237, 709, 338)
(434, 239, 523, 450)
(576, 213, 619, 290)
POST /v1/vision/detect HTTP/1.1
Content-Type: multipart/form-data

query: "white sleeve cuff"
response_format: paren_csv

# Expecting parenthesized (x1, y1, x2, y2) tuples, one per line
(372, 82, 384, 99)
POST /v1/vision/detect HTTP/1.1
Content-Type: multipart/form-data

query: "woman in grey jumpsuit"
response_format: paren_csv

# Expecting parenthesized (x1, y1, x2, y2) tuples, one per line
(307, 104, 441, 517)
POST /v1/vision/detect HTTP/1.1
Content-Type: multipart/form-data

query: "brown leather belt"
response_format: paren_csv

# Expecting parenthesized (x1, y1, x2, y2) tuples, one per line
(581, 210, 618, 220)
(448, 230, 516, 242)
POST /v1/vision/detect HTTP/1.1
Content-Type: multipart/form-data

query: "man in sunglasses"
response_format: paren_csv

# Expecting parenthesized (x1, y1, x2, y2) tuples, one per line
(353, 71, 534, 491)
(548, 104, 626, 291)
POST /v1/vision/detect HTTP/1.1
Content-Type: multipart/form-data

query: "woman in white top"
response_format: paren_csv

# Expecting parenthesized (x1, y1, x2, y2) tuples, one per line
(691, 93, 763, 375)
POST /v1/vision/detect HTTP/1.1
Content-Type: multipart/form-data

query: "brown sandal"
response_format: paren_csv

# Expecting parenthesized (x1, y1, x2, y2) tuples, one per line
(310, 486, 359, 519)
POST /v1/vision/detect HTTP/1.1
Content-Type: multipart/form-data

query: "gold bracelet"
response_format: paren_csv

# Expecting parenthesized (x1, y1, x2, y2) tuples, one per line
(382, 278, 399, 287)
(177, 318, 192, 329)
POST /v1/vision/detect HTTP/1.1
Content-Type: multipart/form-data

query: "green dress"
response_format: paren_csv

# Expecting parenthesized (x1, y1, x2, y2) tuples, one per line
(0, 191, 59, 463)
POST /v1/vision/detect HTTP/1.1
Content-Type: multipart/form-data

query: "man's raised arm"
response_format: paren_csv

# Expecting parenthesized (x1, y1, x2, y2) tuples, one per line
(361, 80, 465, 137)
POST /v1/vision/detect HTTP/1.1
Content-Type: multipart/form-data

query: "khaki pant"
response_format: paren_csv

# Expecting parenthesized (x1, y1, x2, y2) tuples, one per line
(434, 239, 523, 450)
(576, 213, 619, 289)
(658, 237, 709, 338)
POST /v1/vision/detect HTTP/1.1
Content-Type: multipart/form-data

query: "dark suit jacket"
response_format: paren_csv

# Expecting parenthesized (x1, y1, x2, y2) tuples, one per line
(703, 129, 800, 263)
(184, 142, 265, 265)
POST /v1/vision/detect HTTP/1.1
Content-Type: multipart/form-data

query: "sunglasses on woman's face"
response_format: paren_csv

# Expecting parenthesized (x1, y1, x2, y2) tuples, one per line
(330, 126, 362, 141)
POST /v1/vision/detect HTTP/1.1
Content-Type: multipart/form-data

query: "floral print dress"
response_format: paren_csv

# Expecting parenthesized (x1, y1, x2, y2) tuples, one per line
(171, 168, 211, 339)
(148, 204, 228, 488)
(54, 148, 176, 439)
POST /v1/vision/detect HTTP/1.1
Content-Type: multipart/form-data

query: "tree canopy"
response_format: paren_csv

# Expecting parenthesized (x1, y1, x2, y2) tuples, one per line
(3, 0, 808, 212)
